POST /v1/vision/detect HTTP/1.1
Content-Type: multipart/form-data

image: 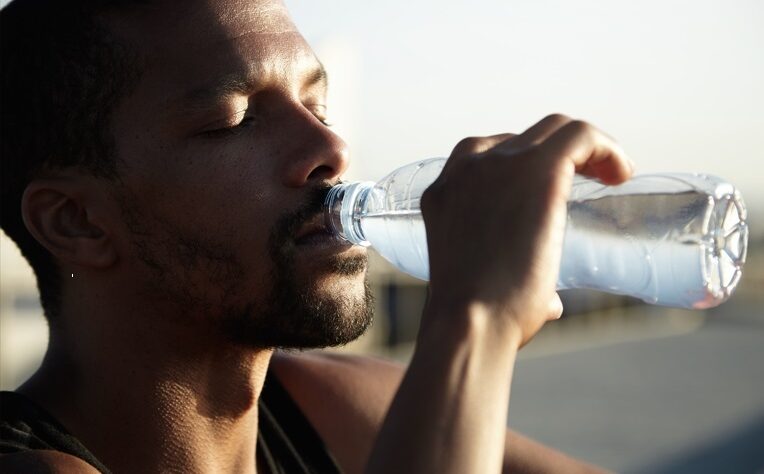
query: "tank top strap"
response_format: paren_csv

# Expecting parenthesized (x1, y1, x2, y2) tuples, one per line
(0, 391, 111, 473)
(258, 369, 343, 473)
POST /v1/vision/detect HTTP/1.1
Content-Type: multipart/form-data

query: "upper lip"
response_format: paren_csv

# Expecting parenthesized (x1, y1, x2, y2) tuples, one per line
(295, 214, 330, 241)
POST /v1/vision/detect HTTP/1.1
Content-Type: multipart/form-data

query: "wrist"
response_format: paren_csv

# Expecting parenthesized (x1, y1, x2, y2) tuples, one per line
(420, 294, 524, 354)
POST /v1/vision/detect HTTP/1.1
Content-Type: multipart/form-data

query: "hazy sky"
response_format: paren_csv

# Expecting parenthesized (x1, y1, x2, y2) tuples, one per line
(285, 0, 764, 218)
(1, 0, 761, 215)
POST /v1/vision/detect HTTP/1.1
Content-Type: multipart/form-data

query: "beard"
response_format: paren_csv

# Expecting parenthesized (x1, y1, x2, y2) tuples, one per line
(119, 184, 374, 350)
(221, 186, 374, 349)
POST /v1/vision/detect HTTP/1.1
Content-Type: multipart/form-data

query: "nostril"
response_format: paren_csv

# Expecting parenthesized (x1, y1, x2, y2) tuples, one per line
(307, 165, 335, 181)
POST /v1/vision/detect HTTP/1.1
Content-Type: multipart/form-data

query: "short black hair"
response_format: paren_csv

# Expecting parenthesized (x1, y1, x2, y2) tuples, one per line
(1, 0, 144, 319)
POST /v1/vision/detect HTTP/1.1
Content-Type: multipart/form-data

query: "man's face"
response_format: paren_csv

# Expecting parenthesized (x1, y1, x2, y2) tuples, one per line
(104, 0, 372, 348)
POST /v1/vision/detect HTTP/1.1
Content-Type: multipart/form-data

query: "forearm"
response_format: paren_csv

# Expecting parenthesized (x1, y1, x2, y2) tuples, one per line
(366, 303, 521, 474)
(365, 116, 632, 473)
(503, 429, 611, 474)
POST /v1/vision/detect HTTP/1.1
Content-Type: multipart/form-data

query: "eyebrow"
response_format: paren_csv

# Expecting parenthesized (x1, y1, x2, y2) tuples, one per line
(175, 62, 329, 114)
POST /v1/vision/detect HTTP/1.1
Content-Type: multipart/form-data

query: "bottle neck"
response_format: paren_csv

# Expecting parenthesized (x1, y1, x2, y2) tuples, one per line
(324, 181, 376, 246)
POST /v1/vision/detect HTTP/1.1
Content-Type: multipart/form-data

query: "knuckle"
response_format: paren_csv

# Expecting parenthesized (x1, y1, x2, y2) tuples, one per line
(565, 119, 593, 135)
(451, 136, 485, 156)
(542, 113, 572, 124)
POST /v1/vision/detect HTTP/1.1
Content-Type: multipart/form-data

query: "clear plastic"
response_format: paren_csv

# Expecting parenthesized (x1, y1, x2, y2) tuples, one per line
(325, 158, 749, 309)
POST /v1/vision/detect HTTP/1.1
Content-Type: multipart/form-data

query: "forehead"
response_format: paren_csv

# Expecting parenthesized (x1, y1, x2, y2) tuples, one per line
(110, 0, 301, 52)
(107, 0, 319, 112)
(112, 0, 298, 41)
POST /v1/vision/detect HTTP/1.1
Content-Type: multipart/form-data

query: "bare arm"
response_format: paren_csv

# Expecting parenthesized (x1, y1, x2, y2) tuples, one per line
(274, 352, 609, 474)
(0, 451, 100, 474)
(368, 305, 522, 473)
(503, 431, 610, 474)
(275, 115, 630, 474)
(365, 115, 632, 473)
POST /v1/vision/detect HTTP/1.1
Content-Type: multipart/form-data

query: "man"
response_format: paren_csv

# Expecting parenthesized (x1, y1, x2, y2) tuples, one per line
(0, 0, 633, 472)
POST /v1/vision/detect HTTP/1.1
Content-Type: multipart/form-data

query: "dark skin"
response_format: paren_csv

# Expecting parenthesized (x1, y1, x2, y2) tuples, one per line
(1, 0, 631, 472)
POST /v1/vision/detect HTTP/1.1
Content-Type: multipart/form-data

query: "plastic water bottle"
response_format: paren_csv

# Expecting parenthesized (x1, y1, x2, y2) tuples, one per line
(324, 158, 748, 309)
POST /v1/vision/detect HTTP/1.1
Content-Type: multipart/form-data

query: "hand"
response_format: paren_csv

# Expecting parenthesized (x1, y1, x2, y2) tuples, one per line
(420, 114, 633, 348)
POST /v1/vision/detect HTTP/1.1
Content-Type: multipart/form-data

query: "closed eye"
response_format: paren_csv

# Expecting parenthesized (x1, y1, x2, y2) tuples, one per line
(200, 115, 257, 139)
(198, 102, 330, 139)
(308, 104, 332, 127)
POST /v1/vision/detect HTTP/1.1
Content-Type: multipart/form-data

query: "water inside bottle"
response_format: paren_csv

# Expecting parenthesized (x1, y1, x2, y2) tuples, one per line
(358, 190, 747, 308)
(559, 190, 746, 307)
(358, 211, 429, 280)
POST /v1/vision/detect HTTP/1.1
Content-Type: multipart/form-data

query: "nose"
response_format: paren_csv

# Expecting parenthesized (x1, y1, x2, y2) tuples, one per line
(278, 103, 350, 188)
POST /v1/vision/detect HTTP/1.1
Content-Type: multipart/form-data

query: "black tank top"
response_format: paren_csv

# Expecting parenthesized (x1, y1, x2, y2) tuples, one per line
(0, 370, 342, 473)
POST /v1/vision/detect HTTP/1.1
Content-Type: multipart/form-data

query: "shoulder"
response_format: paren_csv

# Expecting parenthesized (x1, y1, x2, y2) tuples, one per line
(269, 350, 405, 424)
(271, 350, 404, 399)
(0, 450, 100, 474)
(269, 350, 405, 474)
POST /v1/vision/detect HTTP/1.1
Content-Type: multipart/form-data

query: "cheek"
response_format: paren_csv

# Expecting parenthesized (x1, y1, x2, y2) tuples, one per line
(116, 135, 287, 270)
(122, 127, 277, 204)
(115, 188, 282, 313)
(118, 174, 280, 274)
(126, 147, 277, 230)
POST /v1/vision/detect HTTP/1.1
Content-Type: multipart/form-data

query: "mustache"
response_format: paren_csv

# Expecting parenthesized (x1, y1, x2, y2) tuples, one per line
(269, 184, 336, 250)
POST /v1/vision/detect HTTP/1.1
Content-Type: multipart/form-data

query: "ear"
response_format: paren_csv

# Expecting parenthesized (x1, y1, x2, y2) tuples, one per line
(21, 178, 117, 270)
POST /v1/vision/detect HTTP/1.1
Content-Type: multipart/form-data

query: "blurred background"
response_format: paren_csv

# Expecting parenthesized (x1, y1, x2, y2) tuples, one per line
(2, 0, 763, 472)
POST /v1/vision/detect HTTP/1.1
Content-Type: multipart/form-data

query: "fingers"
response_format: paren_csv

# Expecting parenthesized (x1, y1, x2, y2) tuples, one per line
(445, 114, 634, 185)
(449, 113, 577, 158)
(538, 120, 633, 184)
(496, 114, 572, 151)
(450, 133, 516, 157)
(443, 133, 516, 174)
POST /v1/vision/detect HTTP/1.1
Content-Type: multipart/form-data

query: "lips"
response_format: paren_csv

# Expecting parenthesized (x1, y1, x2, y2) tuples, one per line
(294, 215, 335, 245)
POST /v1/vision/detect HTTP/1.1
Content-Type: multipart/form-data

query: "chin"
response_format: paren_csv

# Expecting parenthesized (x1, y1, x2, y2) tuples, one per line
(217, 242, 373, 349)
(221, 259, 374, 350)
(298, 246, 368, 278)
(303, 257, 369, 299)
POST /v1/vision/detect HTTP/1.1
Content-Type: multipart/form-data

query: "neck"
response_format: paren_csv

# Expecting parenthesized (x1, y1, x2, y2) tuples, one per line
(20, 301, 273, 474)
